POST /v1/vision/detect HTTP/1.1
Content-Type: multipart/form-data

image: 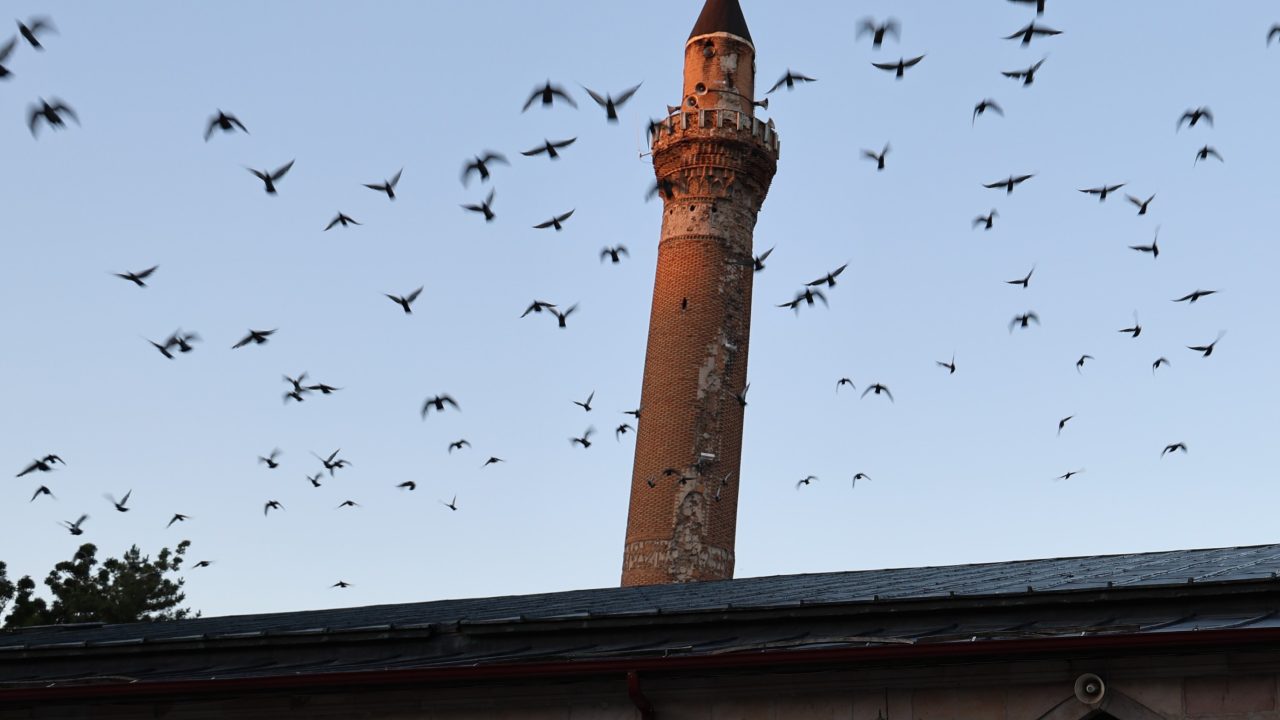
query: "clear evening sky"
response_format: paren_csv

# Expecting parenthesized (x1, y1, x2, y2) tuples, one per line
(2, 1, 1277, 617)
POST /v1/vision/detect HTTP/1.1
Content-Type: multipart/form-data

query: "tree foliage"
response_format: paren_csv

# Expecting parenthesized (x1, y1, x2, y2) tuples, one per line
(0, 542, 195, 629)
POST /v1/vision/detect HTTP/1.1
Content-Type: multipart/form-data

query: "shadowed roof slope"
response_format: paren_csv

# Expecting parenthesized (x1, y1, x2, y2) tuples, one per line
(689, 0, 752, 44)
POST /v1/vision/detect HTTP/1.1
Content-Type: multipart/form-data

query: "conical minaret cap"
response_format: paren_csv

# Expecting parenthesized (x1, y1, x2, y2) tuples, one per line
(688, 0, 752, 44)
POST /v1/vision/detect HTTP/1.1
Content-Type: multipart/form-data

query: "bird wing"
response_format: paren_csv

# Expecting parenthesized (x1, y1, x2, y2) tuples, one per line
(872, 61, 901, 72)
(983, 180, 1006, 188)
(406, 286, 423, 303)
(557, 209, 575, 222)
(902, 55, 925, 67)
(552, 137, 577, 149)
(614, 83, 642, 106)
(550, 86, 577, 107)
(121, 490, 132, 505)
(856, 19, 875, 38)
(270, 160, 294, 181)
(520, 145, 546, 157)
(767, 75, 787, 93)
(232, 334, 252, 349)
(388, 168, 403, 188)
(521, 90, 539, 112)
(533, 218, 555, 229)
(1002, 70, 1025, 79)
(582, 86, 608, 108)
(204, 116, 218, 141)
(325, 216, 342, 231)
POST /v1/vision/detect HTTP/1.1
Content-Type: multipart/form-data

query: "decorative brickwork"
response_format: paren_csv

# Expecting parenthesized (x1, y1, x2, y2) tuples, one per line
(621, 4, 778, 587)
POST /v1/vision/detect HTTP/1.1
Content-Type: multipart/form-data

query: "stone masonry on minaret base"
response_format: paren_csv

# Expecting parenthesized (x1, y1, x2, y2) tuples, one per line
(621, 0, 779, 587)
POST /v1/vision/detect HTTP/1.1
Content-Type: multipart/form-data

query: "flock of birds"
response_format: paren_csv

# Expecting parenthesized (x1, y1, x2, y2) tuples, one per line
(5, 2, 1271, 594)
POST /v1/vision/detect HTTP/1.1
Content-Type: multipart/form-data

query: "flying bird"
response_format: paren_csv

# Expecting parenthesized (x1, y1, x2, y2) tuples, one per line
(1006, 266, 1034, 288)
(17, 17, 55, 49)
(1270, 25, 1280, 46)
(331, 581, 352, 589)
(984, 174, 1034, 194)
(397, 481, 417, 491)
(837, 377, 856, 391)
(324, 212, 360, 231)
(1118, 312, 1142, 338)
(1009, 312, 1040, 332)
(167, 513, 190, 528)
(778, 287, 827, 312)
(534, 209, 575, 231)
(482, 457, 504, 468)
(231, 328, 276, 349)
(258, 448, 282, 469)
(521, 137, 577, 159)
(768, 70, 817, 93)
(1161, 442, 1188, 457)
(571, 427, 596, 449)
(1056, 469, 1084, 481)
(736, 383, 750, 408)
(871, 56, 924, 79)
(1130, 228, 1160, 258)
(422, 395, 460, 418)
(862, 143, 890, 171)
(851, 473, 872, 488)
(0, 37, 15, 78)
(523, 80, 576, 111)
(1004, 21, 1062, 46)
(106, 490, 132, 513)
(1173, 289, 1217, 304)
(462, 189, 496, 222)
(247, 160, 294, 195)
(973, 99, 1003, 124)
(601, 245, 629, 264)
(862, 383, 894, 402)
(16, 454, 63, 478)
(551, 303, 579, 328)
(386, 286, 424, 314)
(521, 300, 557, 318)
(583, 83, 642, 122)
(30, 485, 54, 502)
(1194, 146, 1223, 165)
(1058, 416, 1074, 435)
(307, 382, 340, 395)
(312, 448, 350, 477)
(1126, 194, 1155, 215)
(284, 372, 309, 394)
(192, 560, 213, 569)
(795, 475, 819, 490)
(115, 265, 159, 287)
(1079, 183, 1125, 201)
(462, 152, 507, 186)
(1188, 331, 1226, 357)
(336, 500, 360, 509)
(1152, 357, 1171, 373)
(1002, 58, 1046, 86)
(205, 110, 247, 141)
(615, 423, 634, 441)
(263, 500, 284, 516)
(973, 210, 998, 230)
(364, 168, 403, 200)
(61, 514, 88, 536)
(1076, 355, 1093, 373)
(573, 391, 595, 412)
(28, 98, 78, 137)
(731, 245, 774, 273)
(856, 18, 900, 49)
(1177, 107, 1213, 131)
(808, 263, 849, 288)
(441, 495, 458, 511)
(306, 473, 323, 488)
(936, 356, 957, 374)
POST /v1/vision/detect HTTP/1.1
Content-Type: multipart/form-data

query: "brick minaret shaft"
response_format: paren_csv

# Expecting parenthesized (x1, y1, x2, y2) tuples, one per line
(621, 0, 779, 587)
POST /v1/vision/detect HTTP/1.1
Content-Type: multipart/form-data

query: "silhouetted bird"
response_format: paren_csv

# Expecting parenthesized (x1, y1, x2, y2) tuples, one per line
(1009, 312, 1040, 332)
(1177, 107, 1213, 131)
(551, 303, 578, 328)
(386, 286, 424, 314)
(192, 560, 213, 569)
(583, 83, 642, 122)
(232, 328, 276, 349)
(1058, 416, 1073, 435)
(247, 160, 294, 195)
(205, 110, 247, 141)
(624, 407, 642, 420)
(837, 377, 856, 392)
(779, 287, 827, 312)
(615, 423, 634, 441)
(731, 245, 774, 273)
(973, 210, 998, 230)
(862, 383, 894, 402)
(862, 143, 890, 171)
(857, 18, 900, 49)
(534, 209, 575, 231)
(808, 263, 849, 288)
(601, 245, 628, 263)
(736, 383, 750, 407)
(1004, 21, 1061, 45)
(1056, 470, 1084, 481)
(937, 356, 957, 374)
(1076, 355, 1093, 373)
(462, 189, 496, 222)
(284, 372, 309, 394)
(573, 391, 595, 412)
(167, 330, 200, 354)
(1006, 266, 1034, 288)
(523, 80, 576, 111)
(795, 475, 818, 490)
(16, 454, 63, 477)
(1152, 357, 1171, 373)
(263, 500, 284, 516)
(364, 168, 403, 200)
(482, 457, 504, 468)
(258, 448, 282, 469)
(1161, 442, 1188, 457)
(1079, 183, 1125, 201)
(336, 500, 360, 509)
(167, 513, 190, 528)
(332, 581, 352, 589)
(1270, 25, 1280, 46)
(306, 473, 323, 488)
(851, 473, 872, 488)
(1003, 58, 1046, 85)
(521, 137, 577, 159)
(422, 395, 460, 418)
(106, 490, 132, 512)
(325, 212, 359, 231)
(521, 300, 557, 318)
(1129, 228, 1160, 258)
(462, 152, 507, 186)
(871, 56, 924, 79)
(984, 174, 1034, 194)
(397, 481, 417, 491)
(571, 427, 596, 448)
(17, 17, 54, 49)
(1188, 331, 1226, 357)
(1194, 146, 1223, 165)
(1173, 289, 1217, 304)
(973, 99, 1003, 124)
(307, 383, 340, 395)
(1126, 193, 1155, 215)
(61, 514, 88, 536)
(441, 495, 458, 511)
(0, 37, 16, 78)
(150, 339, 175, 360)
(28, 98, 78, 137)
(768, 70, 817, 93)
(1118, 312, 1142, 338)
(30, 485, 54, 502)
(1008, 0, 1047, 14)
(312, 449, 351, 476)
(115, 265, 159, 287)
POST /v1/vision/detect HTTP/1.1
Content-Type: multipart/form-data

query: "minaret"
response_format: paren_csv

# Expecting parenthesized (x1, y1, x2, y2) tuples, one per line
(621, 0, 779, 587)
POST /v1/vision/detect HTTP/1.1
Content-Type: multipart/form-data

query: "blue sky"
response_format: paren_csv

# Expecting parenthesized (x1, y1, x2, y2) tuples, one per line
(2, 0, 1277, 617)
